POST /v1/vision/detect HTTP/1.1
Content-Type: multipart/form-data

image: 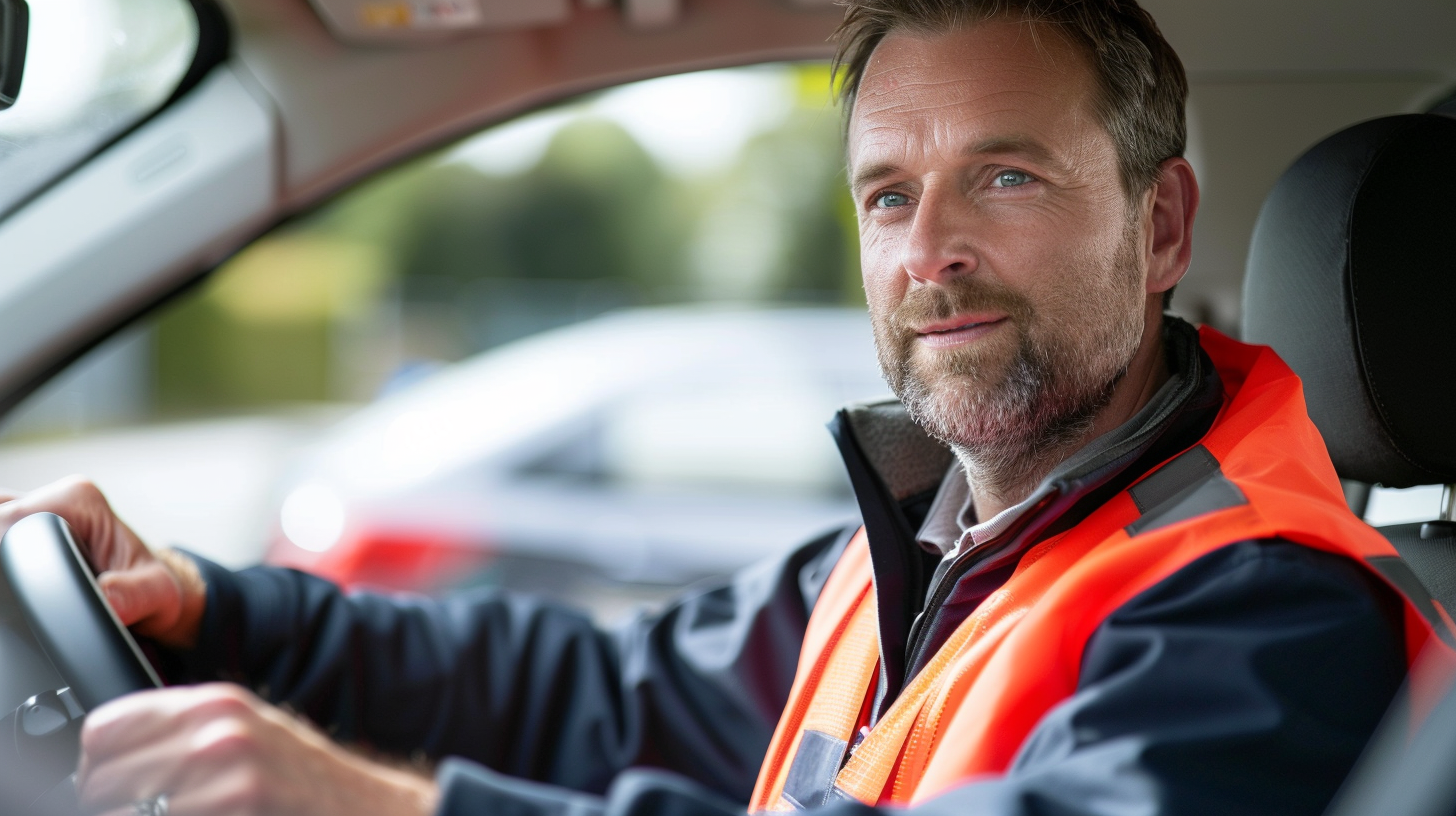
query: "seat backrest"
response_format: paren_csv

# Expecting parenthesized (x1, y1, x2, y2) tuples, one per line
(1241, 114, 1456, 612)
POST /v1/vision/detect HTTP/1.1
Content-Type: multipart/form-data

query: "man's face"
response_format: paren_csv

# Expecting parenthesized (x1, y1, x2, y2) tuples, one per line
(850, 21, 1150, 464)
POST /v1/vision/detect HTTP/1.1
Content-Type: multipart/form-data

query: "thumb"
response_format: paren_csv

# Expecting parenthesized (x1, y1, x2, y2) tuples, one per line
(97, 564, 178, 631)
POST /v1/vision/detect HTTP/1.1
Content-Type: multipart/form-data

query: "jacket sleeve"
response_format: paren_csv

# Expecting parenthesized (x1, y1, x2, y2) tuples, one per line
(157, 524, 854, 802)
(426, 539, 1408, 816)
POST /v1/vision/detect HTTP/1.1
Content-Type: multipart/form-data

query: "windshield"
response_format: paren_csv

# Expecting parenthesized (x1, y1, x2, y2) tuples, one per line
(0, 0, 198, 217)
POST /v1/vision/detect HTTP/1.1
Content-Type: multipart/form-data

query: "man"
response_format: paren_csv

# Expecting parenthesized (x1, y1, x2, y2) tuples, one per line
(0, 1, 1443, 815)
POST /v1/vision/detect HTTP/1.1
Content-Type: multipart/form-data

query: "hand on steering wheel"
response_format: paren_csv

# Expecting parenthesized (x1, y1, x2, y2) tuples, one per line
(0, 475, 205, 649)
(77, 684, 439, 816)
(0, 477, 441, 816)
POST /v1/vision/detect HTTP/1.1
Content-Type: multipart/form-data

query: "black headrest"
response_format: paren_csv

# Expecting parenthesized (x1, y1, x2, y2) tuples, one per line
(1242, 114, 1456, 488)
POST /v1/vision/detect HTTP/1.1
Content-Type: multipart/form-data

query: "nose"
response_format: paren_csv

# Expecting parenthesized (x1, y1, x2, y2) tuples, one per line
(900, 190, 979, 284)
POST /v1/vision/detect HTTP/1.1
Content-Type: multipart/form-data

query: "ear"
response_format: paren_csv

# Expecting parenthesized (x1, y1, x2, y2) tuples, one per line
(1143, 157, 1199, 297)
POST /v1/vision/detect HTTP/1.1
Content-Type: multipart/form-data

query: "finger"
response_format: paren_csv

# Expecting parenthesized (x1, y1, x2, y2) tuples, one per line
(98, 561, 180, 630)
(79, 688, 266, 811)
(84, 710, 277, 816)
(0, 476, 123, 567)
(79, 697, 177, 780)
(81, 687, 221, 767)
(143, 771, 273, 816)
(77, 736, 186, 814)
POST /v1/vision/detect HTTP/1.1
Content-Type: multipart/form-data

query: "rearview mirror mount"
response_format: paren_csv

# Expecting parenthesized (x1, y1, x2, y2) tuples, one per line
(0, 0, 27, 111)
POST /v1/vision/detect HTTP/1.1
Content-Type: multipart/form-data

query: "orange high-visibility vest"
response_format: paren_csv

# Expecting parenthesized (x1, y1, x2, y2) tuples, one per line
(750, 327, 1456, 811)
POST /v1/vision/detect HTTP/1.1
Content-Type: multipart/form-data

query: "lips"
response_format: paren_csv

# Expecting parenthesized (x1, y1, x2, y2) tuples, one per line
(917, 313, 1006, 334)
(914, 314, 1008, 349)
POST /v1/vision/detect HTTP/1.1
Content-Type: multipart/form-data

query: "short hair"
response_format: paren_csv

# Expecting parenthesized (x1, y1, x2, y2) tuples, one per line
(833, 0, 1188, 199)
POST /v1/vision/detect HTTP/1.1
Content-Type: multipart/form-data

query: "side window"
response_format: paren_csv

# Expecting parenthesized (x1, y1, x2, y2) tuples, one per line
(0, 0, 202, 216)
(0, 64, 883, 617)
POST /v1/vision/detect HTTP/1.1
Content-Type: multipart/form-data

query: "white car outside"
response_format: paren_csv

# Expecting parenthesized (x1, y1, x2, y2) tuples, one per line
(268, 305, 891, 588)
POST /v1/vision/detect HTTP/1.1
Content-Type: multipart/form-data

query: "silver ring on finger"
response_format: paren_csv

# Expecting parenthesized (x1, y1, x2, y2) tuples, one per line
(131, 793, 169, 816)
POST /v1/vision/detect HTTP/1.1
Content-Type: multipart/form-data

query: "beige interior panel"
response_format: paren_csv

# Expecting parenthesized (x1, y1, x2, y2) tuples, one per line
(219, 0, 842, 208)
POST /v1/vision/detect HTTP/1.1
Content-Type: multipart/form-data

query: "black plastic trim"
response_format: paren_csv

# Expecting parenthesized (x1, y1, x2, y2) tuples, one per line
(0, 0, 27, 110)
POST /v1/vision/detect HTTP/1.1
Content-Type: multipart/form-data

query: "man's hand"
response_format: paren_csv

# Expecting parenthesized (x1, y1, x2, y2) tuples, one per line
(0, 475, 206, 648)
(77, 684, 440, 816)
(0, 481, 436, 814)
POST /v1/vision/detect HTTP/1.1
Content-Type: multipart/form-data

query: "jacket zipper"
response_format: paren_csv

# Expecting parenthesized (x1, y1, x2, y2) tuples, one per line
(901, 491, 1059, 684)
(902, 550, 982, 680)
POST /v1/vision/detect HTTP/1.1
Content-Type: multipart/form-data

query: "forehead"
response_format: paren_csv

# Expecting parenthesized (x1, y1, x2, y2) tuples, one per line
(847, 20, 1104, 169)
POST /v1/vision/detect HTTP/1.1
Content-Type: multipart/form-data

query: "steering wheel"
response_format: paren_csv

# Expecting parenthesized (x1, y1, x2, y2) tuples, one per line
(0, 512, 161, 711)
(0, 513, 161, 814)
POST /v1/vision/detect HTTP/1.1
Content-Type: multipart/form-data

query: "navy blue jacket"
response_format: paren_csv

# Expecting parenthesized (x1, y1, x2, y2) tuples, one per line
(161, 319, 1406, 816)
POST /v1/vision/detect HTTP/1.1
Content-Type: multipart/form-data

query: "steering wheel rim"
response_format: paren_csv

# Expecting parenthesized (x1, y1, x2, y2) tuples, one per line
(0, 513, 161, 711)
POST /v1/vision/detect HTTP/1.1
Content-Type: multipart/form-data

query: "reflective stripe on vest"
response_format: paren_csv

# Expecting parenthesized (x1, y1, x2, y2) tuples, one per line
(749, 327, 1456, 812)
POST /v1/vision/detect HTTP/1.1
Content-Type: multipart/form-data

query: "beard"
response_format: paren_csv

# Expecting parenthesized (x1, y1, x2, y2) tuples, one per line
(871, 233, 1146, 501)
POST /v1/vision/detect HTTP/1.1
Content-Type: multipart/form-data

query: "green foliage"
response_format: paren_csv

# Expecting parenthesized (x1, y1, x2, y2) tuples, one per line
(396, 118, 686, 291)
(155, 303, 332, 410)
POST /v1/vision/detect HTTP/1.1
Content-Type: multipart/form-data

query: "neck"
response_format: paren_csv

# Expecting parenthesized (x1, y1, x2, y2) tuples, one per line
(960, 305, 1171, 522)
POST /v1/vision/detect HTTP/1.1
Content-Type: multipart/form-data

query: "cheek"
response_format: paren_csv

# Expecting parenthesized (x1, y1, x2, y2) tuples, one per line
(859, 220, 899, 264)
(1034, 238, 1144, 328)
(862, 276, 903, 323)
(859, 229, 907, 314)
(974, 226, 1057, 293)
(998, 206, 1133, 285)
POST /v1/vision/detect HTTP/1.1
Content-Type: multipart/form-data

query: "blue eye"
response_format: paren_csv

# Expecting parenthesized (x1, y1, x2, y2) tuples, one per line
(874, 192, 911, 208)
(993, 170, 1032, 188)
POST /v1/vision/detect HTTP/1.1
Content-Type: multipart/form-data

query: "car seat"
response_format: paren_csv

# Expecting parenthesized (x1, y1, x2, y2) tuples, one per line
(1240, 112, 1456, 816)
(1241, 112, 1456, 612)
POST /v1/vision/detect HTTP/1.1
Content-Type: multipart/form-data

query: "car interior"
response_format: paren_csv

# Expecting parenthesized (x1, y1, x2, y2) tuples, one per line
(2, 0, 1456, 814)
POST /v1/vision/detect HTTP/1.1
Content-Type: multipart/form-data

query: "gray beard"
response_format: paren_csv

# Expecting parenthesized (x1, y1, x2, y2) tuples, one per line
(880, 301, 1143, 505)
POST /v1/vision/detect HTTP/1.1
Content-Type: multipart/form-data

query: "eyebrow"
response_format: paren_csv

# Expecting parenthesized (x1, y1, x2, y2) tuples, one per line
(849, 134, 1069, 196)
(850, 162, 902, 196)
(966, 136, 1066, 172)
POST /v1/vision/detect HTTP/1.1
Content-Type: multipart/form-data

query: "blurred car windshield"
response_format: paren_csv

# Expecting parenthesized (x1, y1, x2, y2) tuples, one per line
(0, 0, 198, 217)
